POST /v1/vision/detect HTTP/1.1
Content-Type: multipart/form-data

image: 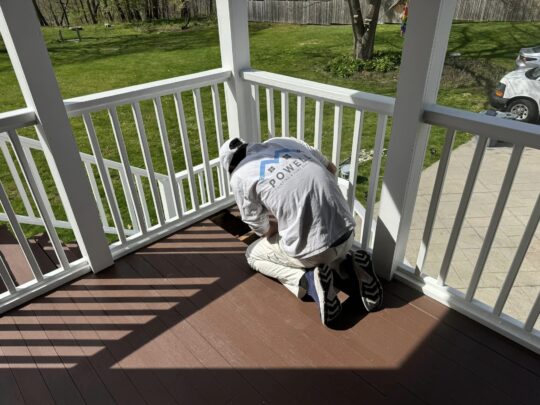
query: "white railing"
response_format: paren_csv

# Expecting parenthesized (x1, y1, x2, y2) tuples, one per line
(1, 0, 537, 355)
(243, 69, 539, 353)
(242, 69, 394, 249)
(0, 111, 90, 313)
(0, 68, 235, 313)
(394, 105, 540, 353)
(65, 68, 235, 258)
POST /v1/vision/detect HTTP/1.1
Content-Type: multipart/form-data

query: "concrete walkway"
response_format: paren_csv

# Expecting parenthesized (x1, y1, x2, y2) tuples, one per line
(402, 139, 539, 329)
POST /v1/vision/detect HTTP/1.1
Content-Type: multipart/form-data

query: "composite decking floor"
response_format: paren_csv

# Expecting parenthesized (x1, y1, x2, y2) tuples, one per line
(0, 217, 539, 405)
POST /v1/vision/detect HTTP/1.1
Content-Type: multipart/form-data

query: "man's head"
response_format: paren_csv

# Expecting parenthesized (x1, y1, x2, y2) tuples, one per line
(219, 137, 248, 174)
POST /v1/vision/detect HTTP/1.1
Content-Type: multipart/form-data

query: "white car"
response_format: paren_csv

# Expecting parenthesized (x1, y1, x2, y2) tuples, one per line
(516, 46, 540, 68)
(491, 67, 540, 123)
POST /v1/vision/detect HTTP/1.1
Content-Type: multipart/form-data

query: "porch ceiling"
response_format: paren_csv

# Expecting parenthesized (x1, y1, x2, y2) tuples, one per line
(0, 211, 538, 405)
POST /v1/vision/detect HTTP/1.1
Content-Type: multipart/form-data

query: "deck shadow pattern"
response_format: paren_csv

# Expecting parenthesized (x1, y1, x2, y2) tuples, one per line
(0, 219, 539, 404)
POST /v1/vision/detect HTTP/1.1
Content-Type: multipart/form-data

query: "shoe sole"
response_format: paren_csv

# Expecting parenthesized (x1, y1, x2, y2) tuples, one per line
(352, 250, 383, 312)
(314, 265, 342, 325)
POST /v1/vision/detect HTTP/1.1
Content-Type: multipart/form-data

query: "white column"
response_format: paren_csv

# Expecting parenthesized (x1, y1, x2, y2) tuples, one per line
(372, 0, 458, 280)
(216, 0, 256, 143)
(0, 0, 113, 272)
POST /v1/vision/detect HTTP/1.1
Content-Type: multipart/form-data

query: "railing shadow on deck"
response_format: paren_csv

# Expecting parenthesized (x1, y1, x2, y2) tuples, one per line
(1, 220, 538, 405)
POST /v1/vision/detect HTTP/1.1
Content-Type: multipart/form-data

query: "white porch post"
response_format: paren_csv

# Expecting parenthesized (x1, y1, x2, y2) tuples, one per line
(372, 0, 457, 280)
(216, 0, 257, 143)
(0, 0, 113, 272)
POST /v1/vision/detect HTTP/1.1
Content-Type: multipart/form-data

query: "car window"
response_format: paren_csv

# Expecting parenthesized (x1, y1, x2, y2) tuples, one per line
(525, 67, 540, 80)
(532, 46, 540, 53)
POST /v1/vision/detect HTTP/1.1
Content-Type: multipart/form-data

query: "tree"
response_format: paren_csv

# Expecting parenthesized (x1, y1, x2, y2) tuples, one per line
(345, 0, 382, 60)
(32, 0, 49, 26)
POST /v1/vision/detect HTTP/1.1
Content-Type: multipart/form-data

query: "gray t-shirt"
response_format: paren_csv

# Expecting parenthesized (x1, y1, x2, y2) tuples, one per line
(230, 138, 355, 259)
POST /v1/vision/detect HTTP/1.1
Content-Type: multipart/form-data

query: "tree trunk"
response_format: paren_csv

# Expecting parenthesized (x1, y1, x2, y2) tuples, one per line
(113, 0, 126, 21)
(346, 0, 382, 60)
(77, 0, 89, 23)
(144, 0, 151, 20)
(47, 0, 61, 26)
(59, 0, 70, 26)
(162, 0, 169, 19)
(85, 0, 98, 23)
(32, 0, 49, 26)
(124, 0, 142, 21)
(153, 0, 160, 19)
(102, 0, 114, 22)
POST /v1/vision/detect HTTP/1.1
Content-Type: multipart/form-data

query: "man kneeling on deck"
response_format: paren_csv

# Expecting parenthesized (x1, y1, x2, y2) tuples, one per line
(219, 137, 383, 325)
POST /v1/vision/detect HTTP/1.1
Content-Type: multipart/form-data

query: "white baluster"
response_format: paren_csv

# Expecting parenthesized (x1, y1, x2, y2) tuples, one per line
(7, 130, 69, 270)
(83, 161, 109, 227)
(0, 181, 43, 282)
(494, 192, 540, 317)
(281, 91, 289, 137)
(524, 293, 540, 332)
(361, 114, 386, 249)
(0, 140, 35, 217)
(174, 92, 199, 211)
(331, 105, 343, 165)
(314, 100, 324, 150)
(134, 174, 151, 227)
(415, 128, 455, 274)
(82, 113, 126, 243)
(439, 136, 488, 285)
(296, 95, 305, 141)
(117, 168, 138, 234)
(108, 107, 147, 233)
(466, 145, 524, 301)
(193, 88, 216, 204)
(0, 255, 17, 294)
(266, 88, 275, 139)
(211, 84, 229, 197)
(153, 96, 182, 219)
(198, 173, 207, 205)
(132, 102, 165, 225)
(251, 84, 261, 141)
(347, 110, 364, 211)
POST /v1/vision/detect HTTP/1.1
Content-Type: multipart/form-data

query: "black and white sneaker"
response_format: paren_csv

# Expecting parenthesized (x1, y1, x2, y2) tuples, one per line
(351, 250, 383, 312)
(306, 265, 342, 325)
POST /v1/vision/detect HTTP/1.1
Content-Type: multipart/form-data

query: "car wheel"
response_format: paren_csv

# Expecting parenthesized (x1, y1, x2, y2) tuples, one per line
(508, 99, 539, 123)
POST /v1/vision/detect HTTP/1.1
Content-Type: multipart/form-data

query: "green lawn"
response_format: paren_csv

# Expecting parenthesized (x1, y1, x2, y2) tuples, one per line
(1, 20, 539, 241)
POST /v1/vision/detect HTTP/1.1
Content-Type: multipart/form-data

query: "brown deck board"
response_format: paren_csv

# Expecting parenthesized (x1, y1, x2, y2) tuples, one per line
(1, 216, 539, 404)
(12, 304, 86, 405)
(124, 253, 271, 404)
(0, 315, 57, 405)
(29, 292, 117, 405)
(382, 287, 540, 404)
(74, 266, 179, 405)
(60, 283, 151, 404)
(0, 225, 57, 288)
(183, 236, 387, 403)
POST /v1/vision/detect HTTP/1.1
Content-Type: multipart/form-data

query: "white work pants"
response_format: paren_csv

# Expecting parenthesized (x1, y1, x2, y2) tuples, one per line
(245, 233, 354, 298)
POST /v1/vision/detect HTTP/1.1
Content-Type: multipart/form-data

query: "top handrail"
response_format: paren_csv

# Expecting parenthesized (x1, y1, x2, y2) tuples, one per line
(242, 68, 395, 115)
(0, 69, 232, 132)
(0, 108, 37, 133)
(64, 68, 232, 116)
(424, 104, 540, 149)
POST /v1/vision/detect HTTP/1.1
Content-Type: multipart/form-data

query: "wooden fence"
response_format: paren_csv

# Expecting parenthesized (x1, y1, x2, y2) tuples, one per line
(192, 0, 540, 24)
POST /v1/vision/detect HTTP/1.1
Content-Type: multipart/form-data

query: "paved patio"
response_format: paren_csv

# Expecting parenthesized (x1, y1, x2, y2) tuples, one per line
(402, 139, 540, 329)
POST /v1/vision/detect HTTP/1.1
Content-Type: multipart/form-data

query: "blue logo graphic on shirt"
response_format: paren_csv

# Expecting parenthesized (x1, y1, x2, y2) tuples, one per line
(259, 149, 298, 180)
